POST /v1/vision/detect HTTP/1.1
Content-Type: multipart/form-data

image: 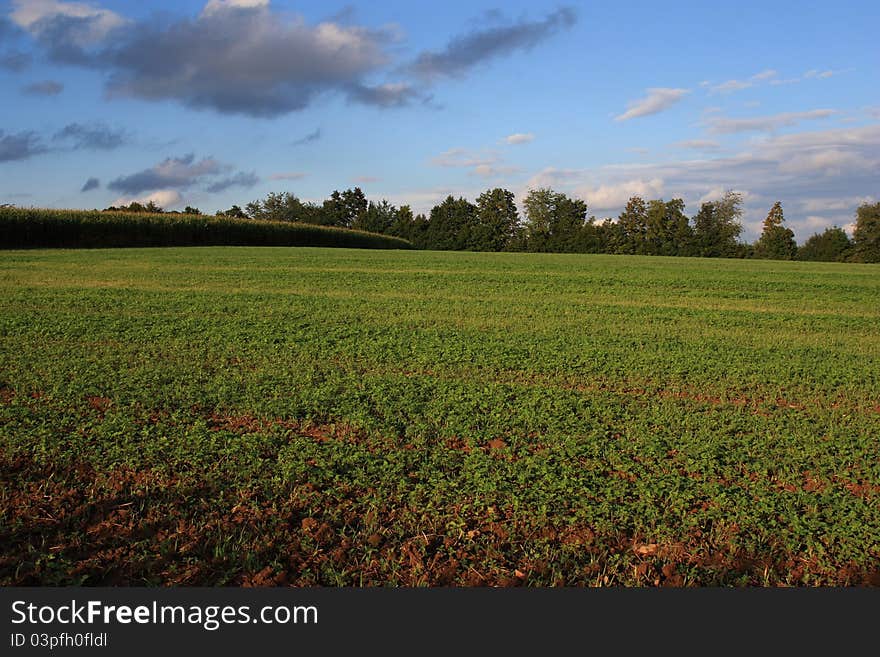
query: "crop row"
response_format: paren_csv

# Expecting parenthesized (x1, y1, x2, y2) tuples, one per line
(0, 207, 412, 250)
(1, 247, 878, 586)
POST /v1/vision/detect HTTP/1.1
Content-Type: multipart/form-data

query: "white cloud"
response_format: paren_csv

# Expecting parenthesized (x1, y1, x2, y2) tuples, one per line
(768, 77, 802, 86)
(10, 0, 127, 44)
(697, 187, 755, 205)
(505, 133, 535, 145)
(800, 196, 876, 213)
(710, 79, 752, 94)
(431, 146, 522, 179)
(614, 88, 689, 121)
(707, 69, 777, 94)
(523, 167, 583, 191)
(708, 109, 835, 134)
(201, 0, 269, 17)
(799, 213, 859, 237)
(751, 69, 778, 81)
(575, 178, 665, 210)
(767, 68, 848, 86)
(431, 147, 496, 168)
(702, 125, 878, 182)
(471, 163, 520, 178)
(113, 190, 183, 209)
(778, 149, 872, 176)
(514, 124, 879, 240)
(803, 215, 832, 229)
(381, 187, 462, 217)
(268, 172, 307, 181)
(674, 139, 721, 151)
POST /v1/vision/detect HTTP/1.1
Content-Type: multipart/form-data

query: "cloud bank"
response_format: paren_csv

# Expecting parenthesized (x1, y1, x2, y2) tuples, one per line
(708, 109, 835, 134)
(12, 0, 405, 117)
(522, 124, 880, 241)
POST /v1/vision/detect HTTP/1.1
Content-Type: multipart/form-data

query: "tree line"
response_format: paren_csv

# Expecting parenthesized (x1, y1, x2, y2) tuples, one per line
(104, 187, 880, 263)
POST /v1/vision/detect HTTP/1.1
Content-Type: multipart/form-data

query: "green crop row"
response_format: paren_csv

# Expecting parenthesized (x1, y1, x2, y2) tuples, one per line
(1, 248, 878, 586)
(0, 207, 413, 250)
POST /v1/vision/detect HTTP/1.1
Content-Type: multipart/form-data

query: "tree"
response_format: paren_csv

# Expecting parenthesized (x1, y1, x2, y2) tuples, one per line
(424, 196, 477, 250)
(473, 188, 520, 251)
(597, 217, 624, 254)
(322, 188, 368, 228)
(353, 199, 397, 234)
(797, 226, 852, 262)
(246, 191, 320, 223)
(408, 212, 430, 249)
(244, 200, 263, 219)
(522, 188, 588, 252)
(852, 201, 880, 263)
(104, 201, 163, 213)
(753, 201, 797, 260)
(691, 190, 744, 257)
(521, 188, 553, 251)
(615, 196, 648, 254)
(387, 204, 415, 240)
(183, 206, 202, 215)
(578, 218, 606, 254)
(218, 205, 248, 219)
(645, 198, 692, 256)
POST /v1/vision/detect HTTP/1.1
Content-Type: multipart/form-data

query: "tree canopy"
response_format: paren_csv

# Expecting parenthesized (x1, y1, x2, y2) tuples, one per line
(852, 202, 880, 263)
(796, 227, 852, 262)
(97, 185, 874, 263)
(754, 201, 797, 260)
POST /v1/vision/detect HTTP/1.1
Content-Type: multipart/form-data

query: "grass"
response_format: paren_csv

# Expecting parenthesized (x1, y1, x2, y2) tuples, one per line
(1, 247, 878, 586)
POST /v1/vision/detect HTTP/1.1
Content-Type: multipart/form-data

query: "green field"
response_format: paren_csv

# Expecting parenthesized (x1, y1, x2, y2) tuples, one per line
(2, 247, 878, 586)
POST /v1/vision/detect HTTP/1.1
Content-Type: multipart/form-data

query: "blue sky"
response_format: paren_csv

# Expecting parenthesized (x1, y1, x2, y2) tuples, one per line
(1, 0, 878, 240)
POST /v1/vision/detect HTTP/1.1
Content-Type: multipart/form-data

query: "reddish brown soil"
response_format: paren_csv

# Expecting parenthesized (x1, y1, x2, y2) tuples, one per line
(3, 448, 879, 587)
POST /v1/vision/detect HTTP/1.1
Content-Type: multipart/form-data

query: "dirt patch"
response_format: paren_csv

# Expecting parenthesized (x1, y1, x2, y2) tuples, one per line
(839, 479, 880, 499)
(207, 412, 268, 434)
(3, 448, 879, 587)
(86, 396, 112, 415)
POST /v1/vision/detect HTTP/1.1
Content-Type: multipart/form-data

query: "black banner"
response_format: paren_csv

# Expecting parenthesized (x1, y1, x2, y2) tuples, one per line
(1, 588, 875, 654)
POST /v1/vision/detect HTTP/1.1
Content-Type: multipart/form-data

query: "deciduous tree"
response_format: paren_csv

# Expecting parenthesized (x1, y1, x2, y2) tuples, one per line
(474, 188, 520, 251)
(753, 201, 797, 260)
(645, 198, 692, 256)
(424, 196, 478, 251)
(522, 188, 588, 252)
(691, 190, 744, 257)
(616, 196, 648, 254)
(796, 226, 852, 261)
(852, 201, 880, 263)
(353, 199, 398, 234)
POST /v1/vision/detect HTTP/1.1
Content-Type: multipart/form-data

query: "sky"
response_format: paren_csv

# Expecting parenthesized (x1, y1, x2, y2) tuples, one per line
(1, 0, 878, 241)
